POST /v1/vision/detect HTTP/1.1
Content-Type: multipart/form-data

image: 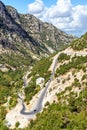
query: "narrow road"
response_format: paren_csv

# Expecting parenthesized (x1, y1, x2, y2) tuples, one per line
(20, 50, 87, 116)
(20, 55, 58, 116)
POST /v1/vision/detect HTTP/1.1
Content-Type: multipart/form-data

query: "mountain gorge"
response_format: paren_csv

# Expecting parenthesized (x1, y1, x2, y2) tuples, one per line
(0, 1, 87, 130)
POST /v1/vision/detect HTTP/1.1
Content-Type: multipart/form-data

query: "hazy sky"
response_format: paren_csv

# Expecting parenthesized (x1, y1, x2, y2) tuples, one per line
(1, 0, 87, 36)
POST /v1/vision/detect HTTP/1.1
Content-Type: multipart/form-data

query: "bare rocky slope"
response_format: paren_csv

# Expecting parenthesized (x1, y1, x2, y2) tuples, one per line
(0, 1, 74, 58)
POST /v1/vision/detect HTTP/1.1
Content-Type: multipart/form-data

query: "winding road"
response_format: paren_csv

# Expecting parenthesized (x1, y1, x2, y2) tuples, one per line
(6, 50, 87, 128)
(20, 50, 87, 116)
(20, 54, 58, 116)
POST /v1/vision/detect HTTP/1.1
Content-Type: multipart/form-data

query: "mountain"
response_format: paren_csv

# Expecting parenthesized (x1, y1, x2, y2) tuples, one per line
(2, 1, 87, 130)
(0, 1, 74, 58)
(0, 32, 87, 129)
(18, 14, 74, 51)
(0, 1, 42, 53)
(7, 7, 74, 51)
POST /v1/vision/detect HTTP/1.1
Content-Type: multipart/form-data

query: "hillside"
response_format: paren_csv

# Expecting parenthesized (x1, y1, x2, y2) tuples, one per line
(24, 34, 87, 130)
(71, 32, 87, 50)
(0, 1, 87, 130)
(0, 1, 75, 75)
(22, 35, 87, 130)
(0, 33, 86, 129)
(6, 5, 74, 50)
(0, 1, 74, 56)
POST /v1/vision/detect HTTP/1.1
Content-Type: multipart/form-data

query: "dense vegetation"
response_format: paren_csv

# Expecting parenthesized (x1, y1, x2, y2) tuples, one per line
(71, 32, 87, 50)
(56, 55, 87, 76)
(58, 53, 70, 62)
(0, 69, 24, 104)
(30, 57, 52, 79)
(0, 52, 34, 68)
(24, 57, 52, 103)
(24, 77, 39, 103)
(0, 68, 25, 129)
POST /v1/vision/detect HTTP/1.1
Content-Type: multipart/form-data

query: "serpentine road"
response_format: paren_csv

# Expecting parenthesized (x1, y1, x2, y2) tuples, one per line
(20, 50, 87, 117)
(5, 50, 87, 128)
(20, 54, 58, 116)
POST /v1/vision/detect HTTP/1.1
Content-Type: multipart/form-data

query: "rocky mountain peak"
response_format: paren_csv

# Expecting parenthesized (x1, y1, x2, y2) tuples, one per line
(0, 1, 5, 13)
(0, 1, 13, 26)
(0, 1, 40, 52)
(6, 6, 20, 23)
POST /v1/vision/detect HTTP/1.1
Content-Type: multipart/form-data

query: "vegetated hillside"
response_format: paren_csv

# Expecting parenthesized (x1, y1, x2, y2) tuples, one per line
(21, 34, 86, 130)
(0, 53, 53, 129)
(71, 32, 87, 50)
(0, 33, 86, 130)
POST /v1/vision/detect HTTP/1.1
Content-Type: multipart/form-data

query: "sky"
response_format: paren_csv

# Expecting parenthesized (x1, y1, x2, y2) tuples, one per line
(1, 0, 87, 37)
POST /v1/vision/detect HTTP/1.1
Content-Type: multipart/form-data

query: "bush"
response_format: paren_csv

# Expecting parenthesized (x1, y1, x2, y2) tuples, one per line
(71, 32, 87, 50)
(0, 106, 7, 121)
(58, 53, 70, 62)
(15, 121, 20, 128)
(56, 55, 87, 76)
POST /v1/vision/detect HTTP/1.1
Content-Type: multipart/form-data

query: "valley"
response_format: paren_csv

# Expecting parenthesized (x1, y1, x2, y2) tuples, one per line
(0, 1, 87, 130)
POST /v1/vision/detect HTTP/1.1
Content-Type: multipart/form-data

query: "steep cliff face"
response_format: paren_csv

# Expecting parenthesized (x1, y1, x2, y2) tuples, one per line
(19, 14, 74, 51)
(0, 1, 42, 55)
(6, 6, 20, 23)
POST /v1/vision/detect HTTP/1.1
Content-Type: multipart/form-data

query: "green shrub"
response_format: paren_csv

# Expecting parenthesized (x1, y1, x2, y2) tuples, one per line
(71, 32, 87, 50)
(15, 121, 20, 128)
(58, 53, 70, 62)
(56, 56, 87, 76)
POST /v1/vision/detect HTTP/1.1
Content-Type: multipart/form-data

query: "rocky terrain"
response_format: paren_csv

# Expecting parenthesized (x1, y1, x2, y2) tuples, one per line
(0, 1, 87, 130)
(0, 1, 74, 57)
(1, 33, 86, 129)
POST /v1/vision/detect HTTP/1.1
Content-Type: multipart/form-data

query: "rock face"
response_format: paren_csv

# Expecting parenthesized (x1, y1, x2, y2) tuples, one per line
(6, 6, 20, 23)
(0, 1, 75, 56)
(0, 1, 41, 54)
(18, 14, 75, 51)
(36, 77, 44, 85)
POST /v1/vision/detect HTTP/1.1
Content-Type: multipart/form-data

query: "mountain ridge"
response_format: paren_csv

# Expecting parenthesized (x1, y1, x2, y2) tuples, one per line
(0, 1, 75, 57)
